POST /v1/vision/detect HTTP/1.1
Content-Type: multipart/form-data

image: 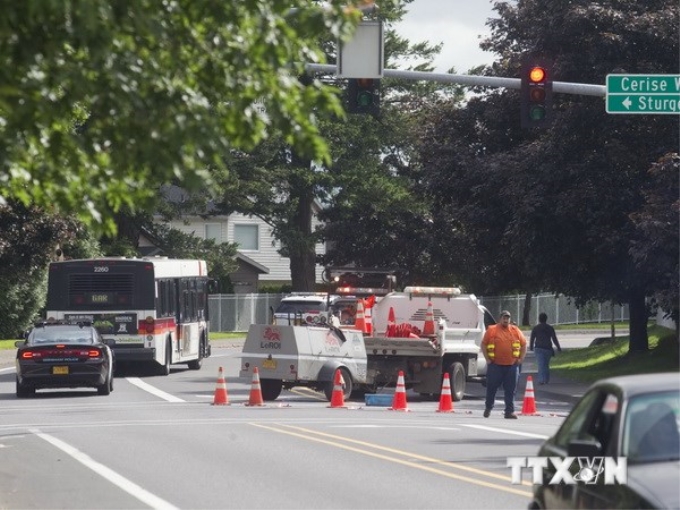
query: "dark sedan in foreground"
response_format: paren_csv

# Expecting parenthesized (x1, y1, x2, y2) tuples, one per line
(530, 372, 679, 509)
(16, 321, 114, 397)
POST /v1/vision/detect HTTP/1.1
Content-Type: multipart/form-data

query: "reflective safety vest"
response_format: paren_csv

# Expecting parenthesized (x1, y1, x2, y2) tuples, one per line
(485, 334, 522, 360)
(511, 339, 521, 359)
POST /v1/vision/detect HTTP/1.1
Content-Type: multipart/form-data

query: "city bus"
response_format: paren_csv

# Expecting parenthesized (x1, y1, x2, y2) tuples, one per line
(45, 257, 212, 375)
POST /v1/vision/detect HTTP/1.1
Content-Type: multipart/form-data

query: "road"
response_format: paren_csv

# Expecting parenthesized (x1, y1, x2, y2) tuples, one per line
(0, 337, 598, 510)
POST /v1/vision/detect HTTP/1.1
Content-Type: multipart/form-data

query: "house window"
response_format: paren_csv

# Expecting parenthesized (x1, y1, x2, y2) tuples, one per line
(205, 224, 221, 242)
(234, 224, 259, 250)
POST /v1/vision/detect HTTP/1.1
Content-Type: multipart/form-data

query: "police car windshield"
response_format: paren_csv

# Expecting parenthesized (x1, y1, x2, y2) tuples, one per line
(30, 328, 95, 344)
(275, 301, 327, 314)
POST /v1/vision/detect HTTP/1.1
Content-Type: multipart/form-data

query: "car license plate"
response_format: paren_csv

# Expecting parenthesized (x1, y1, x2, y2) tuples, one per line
(262, 359, 277, 369)
(52, 366, 69, 375)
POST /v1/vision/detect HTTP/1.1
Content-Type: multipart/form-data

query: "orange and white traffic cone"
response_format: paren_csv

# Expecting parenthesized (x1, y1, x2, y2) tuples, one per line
(520, 375, 540, 416)
(423, 301, 435, 336)
(328, 369, 347, 408)
(245, 367, 265, 407)
(212, 366, 230, 406)
(386, 306, 396, 332)
(364, 303, 373, 336)
(354, 300, 367, 334)
(389, 370, 409, 411)
(436, 373, 454, 413)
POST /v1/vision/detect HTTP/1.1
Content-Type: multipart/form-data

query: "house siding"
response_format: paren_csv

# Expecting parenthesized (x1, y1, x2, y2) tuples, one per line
(160, 212, 325, 284)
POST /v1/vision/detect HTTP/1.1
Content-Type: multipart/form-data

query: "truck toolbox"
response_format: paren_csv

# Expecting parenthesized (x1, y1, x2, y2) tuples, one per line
(364, 393, 393, 406)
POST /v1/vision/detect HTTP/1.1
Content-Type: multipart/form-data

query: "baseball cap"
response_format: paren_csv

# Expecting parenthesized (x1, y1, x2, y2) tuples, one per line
(500, 310, 511, 317)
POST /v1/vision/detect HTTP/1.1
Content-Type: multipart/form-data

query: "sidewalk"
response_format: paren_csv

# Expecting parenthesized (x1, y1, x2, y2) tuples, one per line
(518, 350, 590, 406)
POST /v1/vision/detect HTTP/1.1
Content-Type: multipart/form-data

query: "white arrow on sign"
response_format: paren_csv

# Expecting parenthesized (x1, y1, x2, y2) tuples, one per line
(622, 96, 632, 109)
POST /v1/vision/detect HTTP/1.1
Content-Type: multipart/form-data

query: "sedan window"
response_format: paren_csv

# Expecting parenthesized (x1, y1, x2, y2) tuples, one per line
(623, 391, 680, 463)
(552, 390, 603, 449)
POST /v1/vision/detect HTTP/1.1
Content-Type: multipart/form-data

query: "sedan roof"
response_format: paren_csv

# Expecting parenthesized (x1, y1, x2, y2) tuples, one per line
(590, 372, 679, 397)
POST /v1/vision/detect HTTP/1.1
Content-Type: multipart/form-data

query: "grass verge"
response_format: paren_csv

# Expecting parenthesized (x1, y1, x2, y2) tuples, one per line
(552, 325, 679, 383)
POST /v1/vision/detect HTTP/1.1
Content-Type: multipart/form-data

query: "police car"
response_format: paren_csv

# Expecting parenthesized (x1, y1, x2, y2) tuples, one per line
(272, 293, 339, 326)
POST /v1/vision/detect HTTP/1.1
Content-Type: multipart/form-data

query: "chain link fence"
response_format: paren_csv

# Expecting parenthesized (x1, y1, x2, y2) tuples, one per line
(478, 293, 629, 326)
(208, 292, 629, 332)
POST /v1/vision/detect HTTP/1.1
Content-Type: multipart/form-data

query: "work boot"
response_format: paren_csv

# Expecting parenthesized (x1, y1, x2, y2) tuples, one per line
(483, 409, 491, 418)
(504, 413, 518, 419)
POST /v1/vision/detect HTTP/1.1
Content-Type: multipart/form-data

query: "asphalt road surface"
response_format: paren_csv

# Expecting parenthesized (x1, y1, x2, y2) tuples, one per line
(0, 342, 583, 510)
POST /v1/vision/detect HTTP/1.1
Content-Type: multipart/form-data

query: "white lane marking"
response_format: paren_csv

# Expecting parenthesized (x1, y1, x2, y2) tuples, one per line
(31, 428, 178, 510)
(0, 366, 14, 374)
(126, 378, 185, 402)
(461, 424, 549, 439)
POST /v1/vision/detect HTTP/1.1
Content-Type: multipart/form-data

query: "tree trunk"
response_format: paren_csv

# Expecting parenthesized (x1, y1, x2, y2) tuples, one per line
(288, 158, 316, 292)
(628, 287, 649, 352)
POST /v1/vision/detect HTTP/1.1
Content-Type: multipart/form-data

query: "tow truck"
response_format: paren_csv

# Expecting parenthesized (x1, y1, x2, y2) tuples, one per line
(239, 282, 494, 402)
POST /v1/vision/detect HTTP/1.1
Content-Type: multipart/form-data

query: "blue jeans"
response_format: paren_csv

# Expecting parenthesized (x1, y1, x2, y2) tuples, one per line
(485, 363, 519, 415)
(535, 348, 553, 384)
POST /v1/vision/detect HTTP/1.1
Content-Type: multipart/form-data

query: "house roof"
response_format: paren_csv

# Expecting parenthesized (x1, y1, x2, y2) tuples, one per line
(236, 252, 269, 274)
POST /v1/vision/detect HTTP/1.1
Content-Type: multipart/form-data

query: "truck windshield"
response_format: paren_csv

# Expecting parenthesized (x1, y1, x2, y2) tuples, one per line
(275, 301, 327, 314)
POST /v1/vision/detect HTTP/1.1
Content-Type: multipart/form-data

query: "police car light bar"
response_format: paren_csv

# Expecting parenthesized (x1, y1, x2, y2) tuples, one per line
(335, 286, 390, 296)
(403, 286, 461, 298)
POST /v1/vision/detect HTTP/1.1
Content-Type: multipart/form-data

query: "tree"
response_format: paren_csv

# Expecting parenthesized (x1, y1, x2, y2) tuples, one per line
(0, 202, 88, 337)
(208, 3, 456, 291)
(0, 1, 363, 233)
(412, 0, 678, 350)
(629, 154, 680, 327)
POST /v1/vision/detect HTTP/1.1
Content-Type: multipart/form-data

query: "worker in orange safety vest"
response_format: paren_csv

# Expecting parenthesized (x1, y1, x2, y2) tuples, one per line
(481, 310, 526, 419)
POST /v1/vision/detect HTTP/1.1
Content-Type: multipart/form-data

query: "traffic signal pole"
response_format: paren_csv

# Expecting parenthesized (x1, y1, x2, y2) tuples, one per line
(305, 63, 606, 97)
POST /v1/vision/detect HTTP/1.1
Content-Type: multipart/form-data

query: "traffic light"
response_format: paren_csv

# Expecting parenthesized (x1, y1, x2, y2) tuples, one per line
(346, 78, 380, 116)
(521, 57, 553, 128)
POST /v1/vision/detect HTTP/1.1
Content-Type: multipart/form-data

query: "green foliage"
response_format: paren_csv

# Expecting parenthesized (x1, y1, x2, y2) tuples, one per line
(143, 223, 239, 291)
(0, 202, 88, 337)
(209, 2, 448, 291)
(552, 326, 679, 383)
(408, 0, 678, 351)
(0, 0, 363, 233)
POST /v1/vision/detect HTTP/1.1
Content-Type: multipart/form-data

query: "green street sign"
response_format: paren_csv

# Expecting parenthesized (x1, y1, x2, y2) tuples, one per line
(606, 74, 680, 114)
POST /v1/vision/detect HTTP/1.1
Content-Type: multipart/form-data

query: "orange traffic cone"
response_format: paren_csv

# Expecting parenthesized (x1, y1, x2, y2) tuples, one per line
(436, 373, 454, 413)
(389, 370, 409, 411)
(354, 300, 367, 333)
(245, 367, 265, 407)
(423, 301, 435, 336)
(364, 303, 373, 335)
(520, 375, 540, 416)
(386, 307, 395, 336)
(212, 366, 230, 406)
(328, 369, 347, 408)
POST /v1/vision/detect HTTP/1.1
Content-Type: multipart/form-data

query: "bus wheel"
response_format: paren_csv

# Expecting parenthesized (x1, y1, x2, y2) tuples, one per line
(260, 378, 282, 401)
(187, 337, 204, 370)
(450, 362, 466, 401)
(157, 339, 171, 376)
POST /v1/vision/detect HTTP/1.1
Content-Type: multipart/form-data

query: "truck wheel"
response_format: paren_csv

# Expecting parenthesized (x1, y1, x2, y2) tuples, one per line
(450, 362, 466, 401)
(260, 378, 283, 401)
(323, 367, 353, 402)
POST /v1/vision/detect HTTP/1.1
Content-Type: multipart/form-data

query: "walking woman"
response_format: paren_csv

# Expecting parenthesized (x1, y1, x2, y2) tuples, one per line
(530, 313, 562, 385)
